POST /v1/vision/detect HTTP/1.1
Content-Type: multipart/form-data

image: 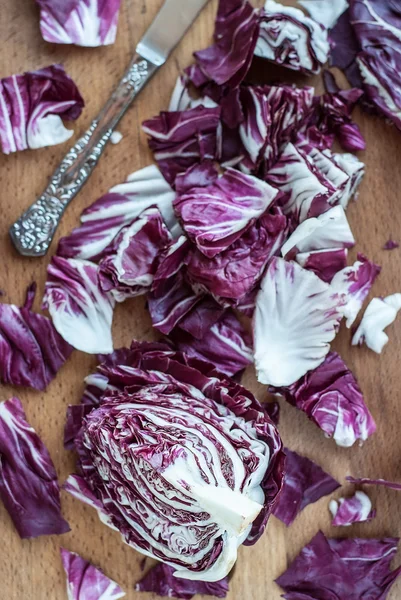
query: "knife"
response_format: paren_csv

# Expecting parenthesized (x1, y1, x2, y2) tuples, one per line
(10, 0, 209, 257)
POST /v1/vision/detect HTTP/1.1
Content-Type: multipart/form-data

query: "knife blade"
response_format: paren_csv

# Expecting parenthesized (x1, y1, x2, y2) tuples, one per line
(10, 0, 210, 257)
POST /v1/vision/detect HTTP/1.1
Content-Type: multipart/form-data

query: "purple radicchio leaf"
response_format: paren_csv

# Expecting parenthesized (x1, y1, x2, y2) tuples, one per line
(176, 296, 225, 341)
(174, 168, 279, 258)
(175, 161, 219, 195)
(346, 476, 401, 490)
(350, 0, 401, 130)
(36, 0, 122, 47)
(254, 258, 345, 387)
(238, 85, 315, 172)
(319, 88, 366, 152)
(0, 396, 70, 538)
(60, 548, 125, 600)
(281, 205, 355, 259)
(193, 0, 260, 88)
(272, 351, 377, 447)
(384, 239, 399, 250)
(42, 256, 115, 354)
(273, 448, 340, 526)
(64, 342, 285, 582)
(57, 165, 179, 261)
(295, 248, 348, 283)
(331, 253, 381, 328)
(329, 9, 365, 89)
(0, 64, 84, 154)
(135, 562, 228, 599)
(186, 206, 288, 301)
(266, 143, 337, 224)
(98, 207, 172, 302)
(276, 531, 401, 599)
(0, 284, 73, 391)
(329, 491, 375, 526)
(171, 310, 253, 377)
(352, 293, 401, 353)
(142, 106, 221, 186)
(255, 1, 330, 75)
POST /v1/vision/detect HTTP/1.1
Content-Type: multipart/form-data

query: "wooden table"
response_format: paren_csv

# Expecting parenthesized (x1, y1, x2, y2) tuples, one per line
(1, 0, 401, 598)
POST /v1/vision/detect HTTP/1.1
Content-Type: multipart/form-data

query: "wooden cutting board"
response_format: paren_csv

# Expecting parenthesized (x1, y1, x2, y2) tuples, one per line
(1, 0, 401, 598)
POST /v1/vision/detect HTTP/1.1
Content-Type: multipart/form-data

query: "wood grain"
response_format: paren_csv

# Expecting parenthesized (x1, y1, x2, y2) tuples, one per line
(1, 1, 401, 598)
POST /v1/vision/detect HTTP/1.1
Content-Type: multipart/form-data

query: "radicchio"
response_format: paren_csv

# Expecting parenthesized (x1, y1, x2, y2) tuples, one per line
(43, 256, 115, 354)
(255, 1, 330, 74)
(0, 396, 70, 538)
(36, 0, 122, 47)
(329, 491, 375, 526)
(272, 351, 376, 447)
(331, 254, 381, 327)
(135, 563, 228, 599)
(299, 0, 348, 29)
(60, 548, 125, 599)
(295, 248, 348, 283)
(0, 64, 84, 154)
(346, 476, 401, 491)
(174, 168, 279, 258)
(254, 258, 344, 387)
(276, 531, 401, 599)
(272, 449, 340, 526)
(65, 341, 285, 582)
(0, 284, 73, 390)
(57, 165, 178, 261)
(352, 293, 401, 353)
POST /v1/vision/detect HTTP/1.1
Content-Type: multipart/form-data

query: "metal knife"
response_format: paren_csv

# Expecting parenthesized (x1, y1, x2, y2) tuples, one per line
(10, 0, 209, 257)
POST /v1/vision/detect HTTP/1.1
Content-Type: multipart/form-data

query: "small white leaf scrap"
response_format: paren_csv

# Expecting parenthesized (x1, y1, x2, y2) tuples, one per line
(352, 294, 401, 353)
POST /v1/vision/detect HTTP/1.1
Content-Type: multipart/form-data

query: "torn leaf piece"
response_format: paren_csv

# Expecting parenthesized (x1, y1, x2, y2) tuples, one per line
(60, 548, 125, 600)
(37, 0, 122, 47)
(272, 351, 376, 447)
(329, 491, 375, 527)
(346, 476, 401, 491)
(135, 563, 228, 599)
(57, 165, 179, 261)
(281, 205, 355, 259)
(256, 0, 330, 74)
(0, 396, 70, 538)
(352, 294, 401, 353)
(276, 531, 401, 599)
(0, 284, 73, 390)
(174, 168, 279, 258)
(273, 449, 340, 526)
(0, 64, 84, 154)
(98, 207, 172, 302)
(331, 254, 381, 328)
(43, 257, 115, 354)
(295, 248, 348, 283)
(254, 258, 344, 387)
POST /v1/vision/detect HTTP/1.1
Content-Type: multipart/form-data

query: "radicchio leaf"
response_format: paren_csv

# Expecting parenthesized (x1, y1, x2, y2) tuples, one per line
(295, 248, 348, 283)
(57, 165, 179, 261)
(60, 548, 125, 599)
(135, 563, 228, 599)
(253, 258, 344, 387)
(273, 449, 340, 526)
(384, 239, 399, 250)
(0, 64, 84, 154)
(98, 207, 172, 302)
(0, 285, 73, 391)
(172, 310, 253, 377)
(174, 168, 279, 258)
(186, 206, 288, 301)
(281, 205, 355, 259)
(329, 491, 375, 526)
(276, 531, 401, 599)
(255, 0, 330, 74)
(36, 0, 122, 47)
(142, 106, 221, 185)
(346, 476, 401, 490)
(299, 0, 348, 29)
(0, 396, 70, 538)
(331, 254, 381, 327)
(43, 256, 115, 354)
(273, 351, 376, 447)
(65, 342, 285, 582)
(193, 0, 260, 87)
(352, 293, 401, 353)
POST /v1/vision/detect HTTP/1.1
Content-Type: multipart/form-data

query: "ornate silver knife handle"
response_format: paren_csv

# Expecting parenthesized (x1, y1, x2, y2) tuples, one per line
(10, 54, 157, 257)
